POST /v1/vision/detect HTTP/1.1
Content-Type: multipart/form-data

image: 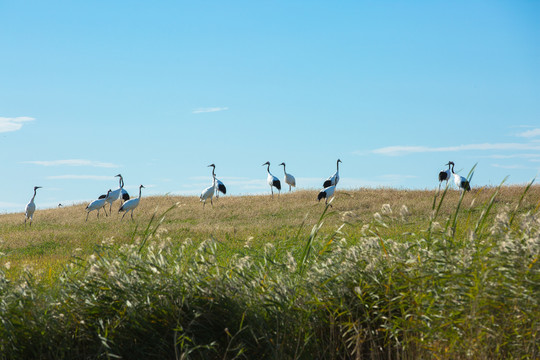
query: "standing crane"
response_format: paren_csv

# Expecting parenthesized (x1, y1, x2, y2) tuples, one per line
(279, 162, 296, 192)
(323, 159, 342, 188)
(24, 186, 42, 226)
(438, 161, 453, 191)
(200, 174, 215, 208)
(450, 162, 471, 192)
(86, 189, 112, 221)
(208, 164, 226, 198)
(262, 161, 281, 198)
(99, 174, 130, 213)
(119, 185, 145, 220)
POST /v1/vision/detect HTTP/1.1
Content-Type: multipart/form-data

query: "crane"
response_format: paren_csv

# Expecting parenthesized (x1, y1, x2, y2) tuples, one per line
(86, 189, 111, 221)
(99, 174, 129, 214)
(317, 185, 336, 205)
(450, 162, 471, 192)
(262, 161, 281, 197)
(208, 164, 226, 198)
(323, 159, 341, 188)
(200, 174, 215, 208)
(119, 185, 145, 220)
(24, 186, 42, 226)
(438, 161, 452, 191)
(279, 162, 296, 191)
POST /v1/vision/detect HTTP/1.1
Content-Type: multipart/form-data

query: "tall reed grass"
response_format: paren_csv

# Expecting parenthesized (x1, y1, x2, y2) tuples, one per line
(0, 187, 538, 359)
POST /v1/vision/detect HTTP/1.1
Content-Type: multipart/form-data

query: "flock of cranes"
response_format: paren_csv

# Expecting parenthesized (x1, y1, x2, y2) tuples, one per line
(21, 160, 472, 226)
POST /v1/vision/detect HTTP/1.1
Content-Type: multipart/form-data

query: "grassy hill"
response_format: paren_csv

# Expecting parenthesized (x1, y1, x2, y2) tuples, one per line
(0, 186, 539, 358)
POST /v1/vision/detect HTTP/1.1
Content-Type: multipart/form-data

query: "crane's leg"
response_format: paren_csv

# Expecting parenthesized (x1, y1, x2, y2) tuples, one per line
(86, 212, 89, 222)
(121, 211, 127, 220)
(271, 186, 273, 198)
(131, 211, 134, 221)
(211, 197, 213, 208)
(289, 185, 291, 192)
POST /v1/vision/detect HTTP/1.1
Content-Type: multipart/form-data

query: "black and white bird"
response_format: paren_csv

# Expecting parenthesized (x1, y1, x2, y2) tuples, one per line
(119, 185, 145, 220)
(200, 174, 215, 208)
(317, 185, 336, 205)
(86, 189, 111, 221)
(323, 159, 342, 188)
(262, 161, 281, 197)
(279, 162, 296, 192)
(99, 174, 130, 214)
(208, 164, 226, 198)
(438, 161, 453, 190)
(25, 186, 42, 226)
(450, 162, 471, 192)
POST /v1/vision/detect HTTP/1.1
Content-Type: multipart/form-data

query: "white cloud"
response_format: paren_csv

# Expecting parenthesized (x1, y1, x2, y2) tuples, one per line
(46, 175, 115, 181)
(517, 128, 540, 138)
(192, 107, 229, 114)
(0, 116, 35, 133)
(371, 143, 540, 156)
(24, 159, 118, 168)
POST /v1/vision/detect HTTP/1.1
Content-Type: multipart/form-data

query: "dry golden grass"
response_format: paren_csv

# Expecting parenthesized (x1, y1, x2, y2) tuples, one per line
(1, 185, 539, 276)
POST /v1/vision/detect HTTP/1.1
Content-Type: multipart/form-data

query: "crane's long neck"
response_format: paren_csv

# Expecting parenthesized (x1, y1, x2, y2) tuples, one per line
(31, 189, 37, 201)
(266, 164, 271, 174)
(138, 187, 143, 199)
(119, 177, 124, 188)
(336, 160, 340, 173)
(282, 165, 286, 174)
(450, 163, 455, 174)
(211, 167, 216, 177)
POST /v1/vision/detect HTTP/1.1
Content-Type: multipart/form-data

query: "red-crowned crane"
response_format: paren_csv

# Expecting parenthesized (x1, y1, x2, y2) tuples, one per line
(262, 161, 281, 198)
(323, 159, 341, 188)
(24, 186, 42, 226)
(208, 164, 226, 198)
(86, 189, 111, 221)
(200, 174, 215, 208)
(279, 162, 296, 191)
(99, 174, 130, 214)
(119, 185, 145, 220)
(317, 184, 336, 205)
(450, 162, 471, 192)
(438, 161, 453, 191)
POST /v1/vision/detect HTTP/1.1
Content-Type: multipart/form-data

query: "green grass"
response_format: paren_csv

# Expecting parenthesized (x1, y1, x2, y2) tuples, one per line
(0, 186, 539, 359)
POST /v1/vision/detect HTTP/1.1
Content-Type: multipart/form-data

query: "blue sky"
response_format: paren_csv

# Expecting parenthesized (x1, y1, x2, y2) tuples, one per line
(1, 1, 539, 213)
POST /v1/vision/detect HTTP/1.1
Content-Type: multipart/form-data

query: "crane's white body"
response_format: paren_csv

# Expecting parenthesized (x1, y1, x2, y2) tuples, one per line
(119, 185, 144, 220)
(86, 190, 111, 221)
(453, 173, 470, 192)
(100, 174, 129, 214)
(449, 162, 471, 192)
(317, 185, 336, 205)
(279, 163, 296, 192)
(25, 186, 41, 226)
(200, 175, 216, 208)
(263, 162, 281, 198)
(208, 164, 226, 198)
(438, 162, 452, 191)
(323, 159, 341, 188)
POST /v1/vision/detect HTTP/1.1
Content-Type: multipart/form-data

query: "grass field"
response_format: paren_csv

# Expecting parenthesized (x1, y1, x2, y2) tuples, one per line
(0, 185, 539, 359)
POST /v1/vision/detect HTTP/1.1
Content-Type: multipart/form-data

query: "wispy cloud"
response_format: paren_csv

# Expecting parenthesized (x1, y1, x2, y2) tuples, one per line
(371, 143, 540, 156)
(192, 107, 229, 114)
(24, 159, 118, 168)
(0, 116, 35, 133)
(516, 128, 540, 138)
(46, 175, 115, 181)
